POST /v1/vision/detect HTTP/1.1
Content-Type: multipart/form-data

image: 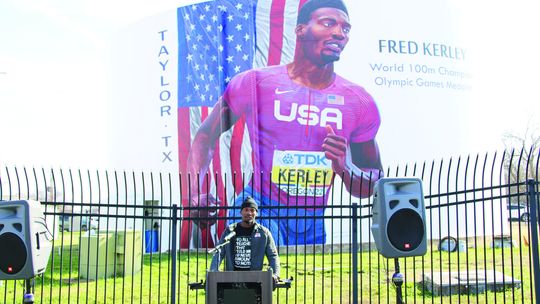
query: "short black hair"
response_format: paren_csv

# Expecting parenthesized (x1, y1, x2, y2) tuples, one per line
(297, 0, 349, 25)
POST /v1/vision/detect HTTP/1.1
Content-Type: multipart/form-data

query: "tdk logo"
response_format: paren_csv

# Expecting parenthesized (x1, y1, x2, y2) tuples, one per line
(282, 153, 329, 166)
(274, 100, 343, 130)
(282, 154, 294, 165)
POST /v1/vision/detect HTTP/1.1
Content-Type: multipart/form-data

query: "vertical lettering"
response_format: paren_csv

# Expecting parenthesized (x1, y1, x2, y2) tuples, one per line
(158, 46, 169, 57)
(162, 136, 171, 147)
(161, 106, 171, 117)
(158, 29, 173, 165)
(159, 60, 169, 71)
(160, 76, 169, 86)
(158, 30, 167, 41)
(160, 90, 171, 101)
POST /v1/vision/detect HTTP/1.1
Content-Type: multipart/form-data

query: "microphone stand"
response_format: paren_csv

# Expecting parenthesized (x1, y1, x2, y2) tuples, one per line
(23, 277, 35, 304)
(392, 258, 405, 304)
(190, 239, 233, 291)
(189, 239, 234, 291)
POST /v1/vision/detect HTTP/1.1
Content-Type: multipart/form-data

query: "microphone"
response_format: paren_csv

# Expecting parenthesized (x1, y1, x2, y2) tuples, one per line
(208, 231, 236, 255)
(223, 231, 236, 242)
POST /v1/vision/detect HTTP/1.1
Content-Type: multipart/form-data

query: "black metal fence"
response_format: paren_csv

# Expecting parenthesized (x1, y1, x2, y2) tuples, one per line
(0, 149, 539, 303)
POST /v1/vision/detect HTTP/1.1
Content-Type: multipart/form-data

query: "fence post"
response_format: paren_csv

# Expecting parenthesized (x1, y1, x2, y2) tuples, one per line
(171, 204, 178, 304)
(527, 179, 540, 303)
(352, 203, 358, 304)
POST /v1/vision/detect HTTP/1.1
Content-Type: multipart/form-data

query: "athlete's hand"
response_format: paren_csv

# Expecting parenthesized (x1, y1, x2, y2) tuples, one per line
(322, 125, 348, 174)
(189, 193, 219, 228)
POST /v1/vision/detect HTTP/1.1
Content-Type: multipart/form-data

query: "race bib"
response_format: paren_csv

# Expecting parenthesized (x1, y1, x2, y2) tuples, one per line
(271, 150, 333, 197)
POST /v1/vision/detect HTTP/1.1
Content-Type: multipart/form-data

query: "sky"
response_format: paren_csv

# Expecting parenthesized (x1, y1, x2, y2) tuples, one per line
(458, 0, 540, 152)
(0, 0, 539, 169)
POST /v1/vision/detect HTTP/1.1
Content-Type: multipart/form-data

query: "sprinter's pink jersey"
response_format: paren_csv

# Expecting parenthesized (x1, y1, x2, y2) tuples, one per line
(223, 65, 380, 207)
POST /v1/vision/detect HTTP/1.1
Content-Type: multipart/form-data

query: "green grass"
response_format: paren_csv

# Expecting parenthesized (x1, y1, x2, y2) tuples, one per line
(0, 233, 534, 303)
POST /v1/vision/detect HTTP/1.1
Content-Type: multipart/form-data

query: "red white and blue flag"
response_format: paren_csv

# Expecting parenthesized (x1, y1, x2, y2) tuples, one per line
(177, 0, 307, 248)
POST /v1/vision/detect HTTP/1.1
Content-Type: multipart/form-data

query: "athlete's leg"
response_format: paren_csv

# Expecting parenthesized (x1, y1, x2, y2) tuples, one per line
(284, 208, 326, 245)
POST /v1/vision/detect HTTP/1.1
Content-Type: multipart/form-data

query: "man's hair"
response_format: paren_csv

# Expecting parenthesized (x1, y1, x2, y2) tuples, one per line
(297, 0, 349, 25)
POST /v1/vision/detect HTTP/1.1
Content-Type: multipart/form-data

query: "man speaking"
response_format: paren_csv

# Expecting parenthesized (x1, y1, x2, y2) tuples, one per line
(210, 197, 280, 283)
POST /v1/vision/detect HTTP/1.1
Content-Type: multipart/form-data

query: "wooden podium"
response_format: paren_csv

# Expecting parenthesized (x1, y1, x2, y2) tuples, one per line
(205, 270, 273, 304)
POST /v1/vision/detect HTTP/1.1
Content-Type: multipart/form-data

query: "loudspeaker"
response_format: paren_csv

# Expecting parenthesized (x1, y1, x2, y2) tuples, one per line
(0, 200, 53, 279)
(371, 178, 427, 258)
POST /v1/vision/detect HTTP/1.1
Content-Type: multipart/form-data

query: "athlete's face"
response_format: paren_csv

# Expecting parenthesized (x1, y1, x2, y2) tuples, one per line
(241, 207, 257, 226)
(297, 7, 351, 65)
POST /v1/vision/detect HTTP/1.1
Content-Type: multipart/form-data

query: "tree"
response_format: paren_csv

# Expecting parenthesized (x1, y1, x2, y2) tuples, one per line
(503, 119, 540, 205)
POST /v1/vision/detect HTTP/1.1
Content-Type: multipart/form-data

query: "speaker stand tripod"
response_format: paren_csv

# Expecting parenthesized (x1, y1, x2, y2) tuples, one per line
(392, 258, 405, 304)
(23, 277, 35, 304)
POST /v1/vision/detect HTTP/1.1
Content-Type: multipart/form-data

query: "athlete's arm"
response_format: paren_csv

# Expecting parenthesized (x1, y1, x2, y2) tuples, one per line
(322, 125, 383, 198)
(348, 139, 383, 196)
(187, 98, 239, 194)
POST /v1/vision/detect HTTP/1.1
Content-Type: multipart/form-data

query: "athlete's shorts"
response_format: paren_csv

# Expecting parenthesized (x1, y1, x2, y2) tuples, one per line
(228, 186, 326, 245)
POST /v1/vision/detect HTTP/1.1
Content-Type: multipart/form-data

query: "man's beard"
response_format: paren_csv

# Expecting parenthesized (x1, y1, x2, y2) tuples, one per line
(321, 53, 340, 64)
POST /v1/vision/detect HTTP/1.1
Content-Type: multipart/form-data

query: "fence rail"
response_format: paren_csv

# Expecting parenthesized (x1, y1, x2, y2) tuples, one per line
(1, 149, 539, 303)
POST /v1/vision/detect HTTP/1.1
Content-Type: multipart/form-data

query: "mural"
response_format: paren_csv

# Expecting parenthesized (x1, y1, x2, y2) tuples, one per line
(177, 0, 386, 247)
(108, 0, 472, 249)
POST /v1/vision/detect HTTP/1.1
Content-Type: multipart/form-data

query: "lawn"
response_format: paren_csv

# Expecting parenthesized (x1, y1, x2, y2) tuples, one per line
(0, 231, 534, 303)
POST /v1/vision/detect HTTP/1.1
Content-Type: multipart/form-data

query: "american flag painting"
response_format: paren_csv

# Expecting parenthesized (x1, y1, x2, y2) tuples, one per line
(177, 0, 307, 248)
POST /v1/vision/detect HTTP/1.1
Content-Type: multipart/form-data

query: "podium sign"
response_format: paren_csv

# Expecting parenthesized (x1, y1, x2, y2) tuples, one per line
(206, 270, 273, 304)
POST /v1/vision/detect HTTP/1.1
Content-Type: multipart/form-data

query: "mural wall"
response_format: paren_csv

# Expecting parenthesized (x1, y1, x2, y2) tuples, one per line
(108, 0, 477, 248)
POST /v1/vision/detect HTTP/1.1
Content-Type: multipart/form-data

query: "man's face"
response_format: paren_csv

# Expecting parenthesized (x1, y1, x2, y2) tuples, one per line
(297, 7, 351, 65)
(241, 207, 257, 225)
